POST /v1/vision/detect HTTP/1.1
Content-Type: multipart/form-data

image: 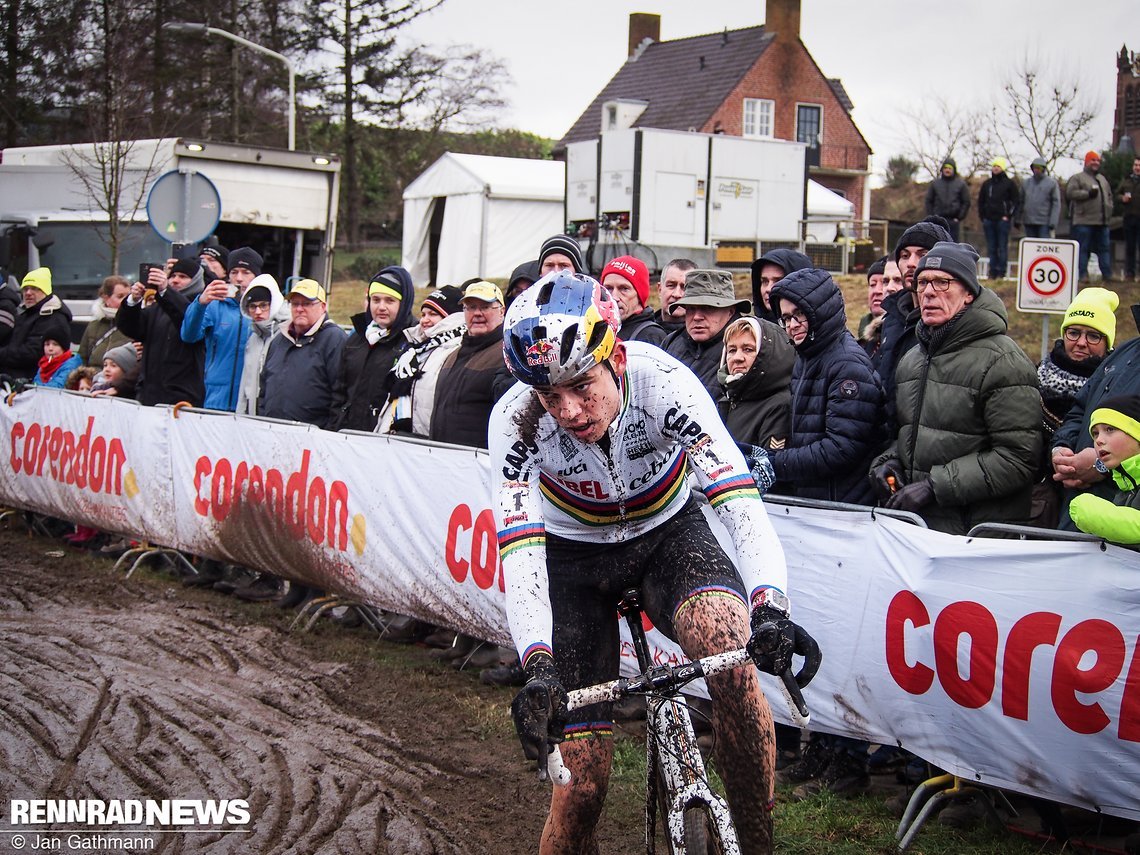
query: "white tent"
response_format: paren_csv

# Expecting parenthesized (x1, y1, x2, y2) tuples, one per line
(804, 179, 856, 242)
(402, 153, 566, 285)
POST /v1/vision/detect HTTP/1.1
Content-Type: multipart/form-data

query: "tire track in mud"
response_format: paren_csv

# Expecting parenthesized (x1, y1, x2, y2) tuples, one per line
(0, 555, 514, 854)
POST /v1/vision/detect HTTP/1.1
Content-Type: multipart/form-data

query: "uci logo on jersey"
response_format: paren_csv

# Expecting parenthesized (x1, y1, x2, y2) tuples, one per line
(525, 339, 557, 366)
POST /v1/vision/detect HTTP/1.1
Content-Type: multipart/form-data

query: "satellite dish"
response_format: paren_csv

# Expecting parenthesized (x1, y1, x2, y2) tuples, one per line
(146, 169, 221, 243)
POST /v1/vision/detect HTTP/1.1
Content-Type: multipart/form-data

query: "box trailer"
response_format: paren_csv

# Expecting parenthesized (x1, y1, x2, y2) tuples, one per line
(565, 128, 806, 271)
(0, 138, 340, 322)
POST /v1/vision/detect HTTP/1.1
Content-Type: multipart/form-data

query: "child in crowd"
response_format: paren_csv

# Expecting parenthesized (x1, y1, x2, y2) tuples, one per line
(34, 334, 83, 388)
(65, 366, 98, 392)
(1068, 394, 1140, 549)
(91, 343, 140, 399)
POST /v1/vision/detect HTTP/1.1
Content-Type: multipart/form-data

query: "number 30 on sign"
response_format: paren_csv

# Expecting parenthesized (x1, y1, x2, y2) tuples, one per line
(1017, 238, 1078, 314)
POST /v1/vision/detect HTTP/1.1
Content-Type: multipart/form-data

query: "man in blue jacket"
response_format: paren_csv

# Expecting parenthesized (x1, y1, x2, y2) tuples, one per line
(180, 247, 263, 410)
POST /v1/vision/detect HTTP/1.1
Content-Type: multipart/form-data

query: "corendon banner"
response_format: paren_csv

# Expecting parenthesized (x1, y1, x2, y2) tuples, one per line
(1, 391, 1138, 819)
(0, 390, 173, 542)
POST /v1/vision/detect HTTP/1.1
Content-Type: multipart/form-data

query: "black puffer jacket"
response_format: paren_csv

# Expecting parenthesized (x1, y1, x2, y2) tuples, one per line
(767, 269, 885, 504)
(327, 265, 416, 432)
(872, 288, 921, 436)
(619, 307, 666, 346)
(717, 317, 794, 452)
(116, 271, 205, 406)
(0, 291, 72, 380)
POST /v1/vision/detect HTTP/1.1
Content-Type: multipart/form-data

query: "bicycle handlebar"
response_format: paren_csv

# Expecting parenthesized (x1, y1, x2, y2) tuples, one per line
(541, 647, 812, 785)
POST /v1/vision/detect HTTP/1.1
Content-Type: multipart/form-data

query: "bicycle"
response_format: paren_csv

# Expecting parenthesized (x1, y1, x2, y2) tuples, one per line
(538, 588, 820, 855)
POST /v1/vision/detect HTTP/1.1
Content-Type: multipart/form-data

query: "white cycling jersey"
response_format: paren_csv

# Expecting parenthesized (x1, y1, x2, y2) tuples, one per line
(489, 342, 789, 665)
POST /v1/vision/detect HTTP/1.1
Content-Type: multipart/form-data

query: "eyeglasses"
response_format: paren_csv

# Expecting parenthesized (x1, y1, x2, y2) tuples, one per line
(1064, 327, 1105, 346)
(778, 310, 808, 329)
(248, 301, 271, 312)
(911, 276, 957, 293)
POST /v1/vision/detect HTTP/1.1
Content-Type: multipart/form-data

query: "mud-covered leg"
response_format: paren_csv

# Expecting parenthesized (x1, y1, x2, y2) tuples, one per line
(541, 733, 613, 855)
(675, 593, 775, 855)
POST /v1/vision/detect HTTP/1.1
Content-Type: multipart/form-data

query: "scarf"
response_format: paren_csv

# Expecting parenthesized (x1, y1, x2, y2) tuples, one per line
(38, 350, 73, 383)
(365, 321, 393, 346)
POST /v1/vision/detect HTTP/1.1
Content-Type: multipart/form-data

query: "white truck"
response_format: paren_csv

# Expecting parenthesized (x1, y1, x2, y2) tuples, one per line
(0, 137, 341, 323)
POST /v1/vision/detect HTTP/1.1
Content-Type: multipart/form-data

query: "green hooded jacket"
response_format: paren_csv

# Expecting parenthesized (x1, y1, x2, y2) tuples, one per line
(874, 288, 1042, 534)
(1068, 453, 1140, 548)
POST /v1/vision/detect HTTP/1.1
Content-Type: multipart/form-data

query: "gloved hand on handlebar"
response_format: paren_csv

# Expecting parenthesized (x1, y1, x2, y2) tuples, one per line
(510, 652, 569, 765)
(746, 590, 822, 690)
(736, 442, 777, 496)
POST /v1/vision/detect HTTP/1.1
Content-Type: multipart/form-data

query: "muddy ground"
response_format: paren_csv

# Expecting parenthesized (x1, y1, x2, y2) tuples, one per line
(0, 525, 649, 854)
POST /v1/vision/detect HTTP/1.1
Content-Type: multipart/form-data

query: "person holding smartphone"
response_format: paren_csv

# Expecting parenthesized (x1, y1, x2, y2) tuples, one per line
(180, 247, 263, 411)
(115, 257, 205, 407)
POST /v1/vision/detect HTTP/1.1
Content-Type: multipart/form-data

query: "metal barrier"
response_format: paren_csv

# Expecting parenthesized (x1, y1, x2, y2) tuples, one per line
(965, 522, 1104, 545)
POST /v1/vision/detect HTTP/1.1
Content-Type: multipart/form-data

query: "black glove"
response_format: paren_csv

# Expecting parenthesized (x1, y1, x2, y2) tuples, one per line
(747, 604, 821, 689)
(510, 652, 569, 765)
(884, 478, 934, 513)
(869, 458, 905, 503)
(1087, 184, 1099, 197)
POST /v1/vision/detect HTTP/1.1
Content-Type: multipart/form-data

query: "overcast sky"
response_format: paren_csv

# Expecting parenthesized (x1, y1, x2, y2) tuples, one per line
(400, 0, 1131, 180)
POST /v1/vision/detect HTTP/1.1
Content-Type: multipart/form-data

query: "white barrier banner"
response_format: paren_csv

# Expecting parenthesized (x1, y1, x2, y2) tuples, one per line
(0, 390, 173, 542)
(1, 392, 1138, 819)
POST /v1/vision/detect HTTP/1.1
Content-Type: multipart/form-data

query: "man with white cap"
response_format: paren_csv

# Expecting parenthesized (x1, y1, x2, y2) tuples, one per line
(429, 280, 511, 449)
(258, 279, 347, 427)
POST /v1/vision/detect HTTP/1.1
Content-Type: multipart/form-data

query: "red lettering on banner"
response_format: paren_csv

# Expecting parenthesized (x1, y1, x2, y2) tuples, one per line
(885, 591, 935, 694)
(888, 592, 1140, 742)
(192, 450, 355, 554)
(445, 504, 504, 592)
(934, 602, 998, 709)
(1001, 612, 1061, 720)
(1051, 619, 1126, 735)
(8, 416, 126, 496)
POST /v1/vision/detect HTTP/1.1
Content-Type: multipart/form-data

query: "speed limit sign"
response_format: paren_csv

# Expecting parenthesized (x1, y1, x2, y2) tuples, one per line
(1017, 238, 1078, 313)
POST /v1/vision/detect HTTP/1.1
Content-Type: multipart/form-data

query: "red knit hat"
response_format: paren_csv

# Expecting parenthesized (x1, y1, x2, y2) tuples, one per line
(599, 256, 650, 307)
(1084, 150, 1101, 166)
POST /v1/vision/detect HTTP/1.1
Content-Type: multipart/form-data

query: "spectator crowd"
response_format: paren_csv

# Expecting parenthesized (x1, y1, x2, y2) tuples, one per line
(1, 208, 1138, 846)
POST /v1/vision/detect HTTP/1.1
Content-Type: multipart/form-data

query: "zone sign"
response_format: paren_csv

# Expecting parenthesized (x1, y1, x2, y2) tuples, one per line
(1016, 238, 1078, 314)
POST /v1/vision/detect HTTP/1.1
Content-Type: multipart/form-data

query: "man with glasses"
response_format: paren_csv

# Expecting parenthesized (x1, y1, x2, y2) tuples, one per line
(869, 241, 1040, 534)
(257, 278, 347, 427)
(429, 280, 512, 449)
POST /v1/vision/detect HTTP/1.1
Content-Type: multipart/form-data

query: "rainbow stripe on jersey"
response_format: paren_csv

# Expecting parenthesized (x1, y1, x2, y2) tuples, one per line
(704, 473, 760, 508)
(537, 449, 687, 527)
(498, 522, 546, 559)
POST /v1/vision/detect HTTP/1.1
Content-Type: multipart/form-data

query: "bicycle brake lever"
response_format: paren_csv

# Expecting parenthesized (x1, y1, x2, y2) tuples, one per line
(780, 669, 810, 720)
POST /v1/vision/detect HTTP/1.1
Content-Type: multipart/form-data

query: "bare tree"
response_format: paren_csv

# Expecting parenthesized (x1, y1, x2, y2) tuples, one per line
(990, 56, 1099, 172)
(897, 95, 995, 180)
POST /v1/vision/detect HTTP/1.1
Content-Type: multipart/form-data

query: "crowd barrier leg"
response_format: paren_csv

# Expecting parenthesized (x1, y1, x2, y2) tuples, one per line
(114, 543, 198, 580)
(895, 775, 1015, 852)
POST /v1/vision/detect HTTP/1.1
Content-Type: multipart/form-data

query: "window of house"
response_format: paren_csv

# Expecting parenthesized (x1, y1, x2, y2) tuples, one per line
(607, 104, 618, 130)
(742, 98, 774, 138)
(795, 104, 822, 147)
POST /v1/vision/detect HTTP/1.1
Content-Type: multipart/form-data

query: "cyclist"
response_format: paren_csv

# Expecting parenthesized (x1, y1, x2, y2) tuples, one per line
(489, 271, 817, 854)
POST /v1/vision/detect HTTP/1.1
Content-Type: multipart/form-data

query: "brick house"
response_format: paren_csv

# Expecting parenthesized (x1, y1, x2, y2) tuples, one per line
(1114, 44, 1140, 151)
(554, 0, 873, 220)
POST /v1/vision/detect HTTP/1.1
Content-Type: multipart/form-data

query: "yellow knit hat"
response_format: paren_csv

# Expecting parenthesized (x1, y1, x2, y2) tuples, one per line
(21, 267, 52, 296)
(1062, 287, 1119, 349)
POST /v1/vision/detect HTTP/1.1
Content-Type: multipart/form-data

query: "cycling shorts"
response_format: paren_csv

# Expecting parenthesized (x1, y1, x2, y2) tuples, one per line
(546, 497, 746, 732)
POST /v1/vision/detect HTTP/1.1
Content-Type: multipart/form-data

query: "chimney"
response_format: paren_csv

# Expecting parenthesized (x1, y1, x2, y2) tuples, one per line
(628, 13, 661, 58)
(765, 0, 800, 41)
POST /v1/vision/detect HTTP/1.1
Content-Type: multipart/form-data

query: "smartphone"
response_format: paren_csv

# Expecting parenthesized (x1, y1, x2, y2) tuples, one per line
(138, 263, 161, 283)
(171, 242, 189, 258)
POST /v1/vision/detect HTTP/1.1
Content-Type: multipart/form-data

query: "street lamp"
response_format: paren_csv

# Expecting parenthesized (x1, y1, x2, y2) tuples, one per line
(162, 21, 295, 151)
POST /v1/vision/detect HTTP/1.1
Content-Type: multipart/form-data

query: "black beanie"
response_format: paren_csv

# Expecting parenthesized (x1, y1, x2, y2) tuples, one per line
(171, 258, 201, 279)
(894, 217, 952, 262)
(245, 285, 271, 304)
(915, 241, 982, 296)
(228, 247, 263, 276)
(539, 235, 585, 274)
(200, 244, 229, 269)
(867, 256, 887, 280)
(422, 284, 464, 317)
